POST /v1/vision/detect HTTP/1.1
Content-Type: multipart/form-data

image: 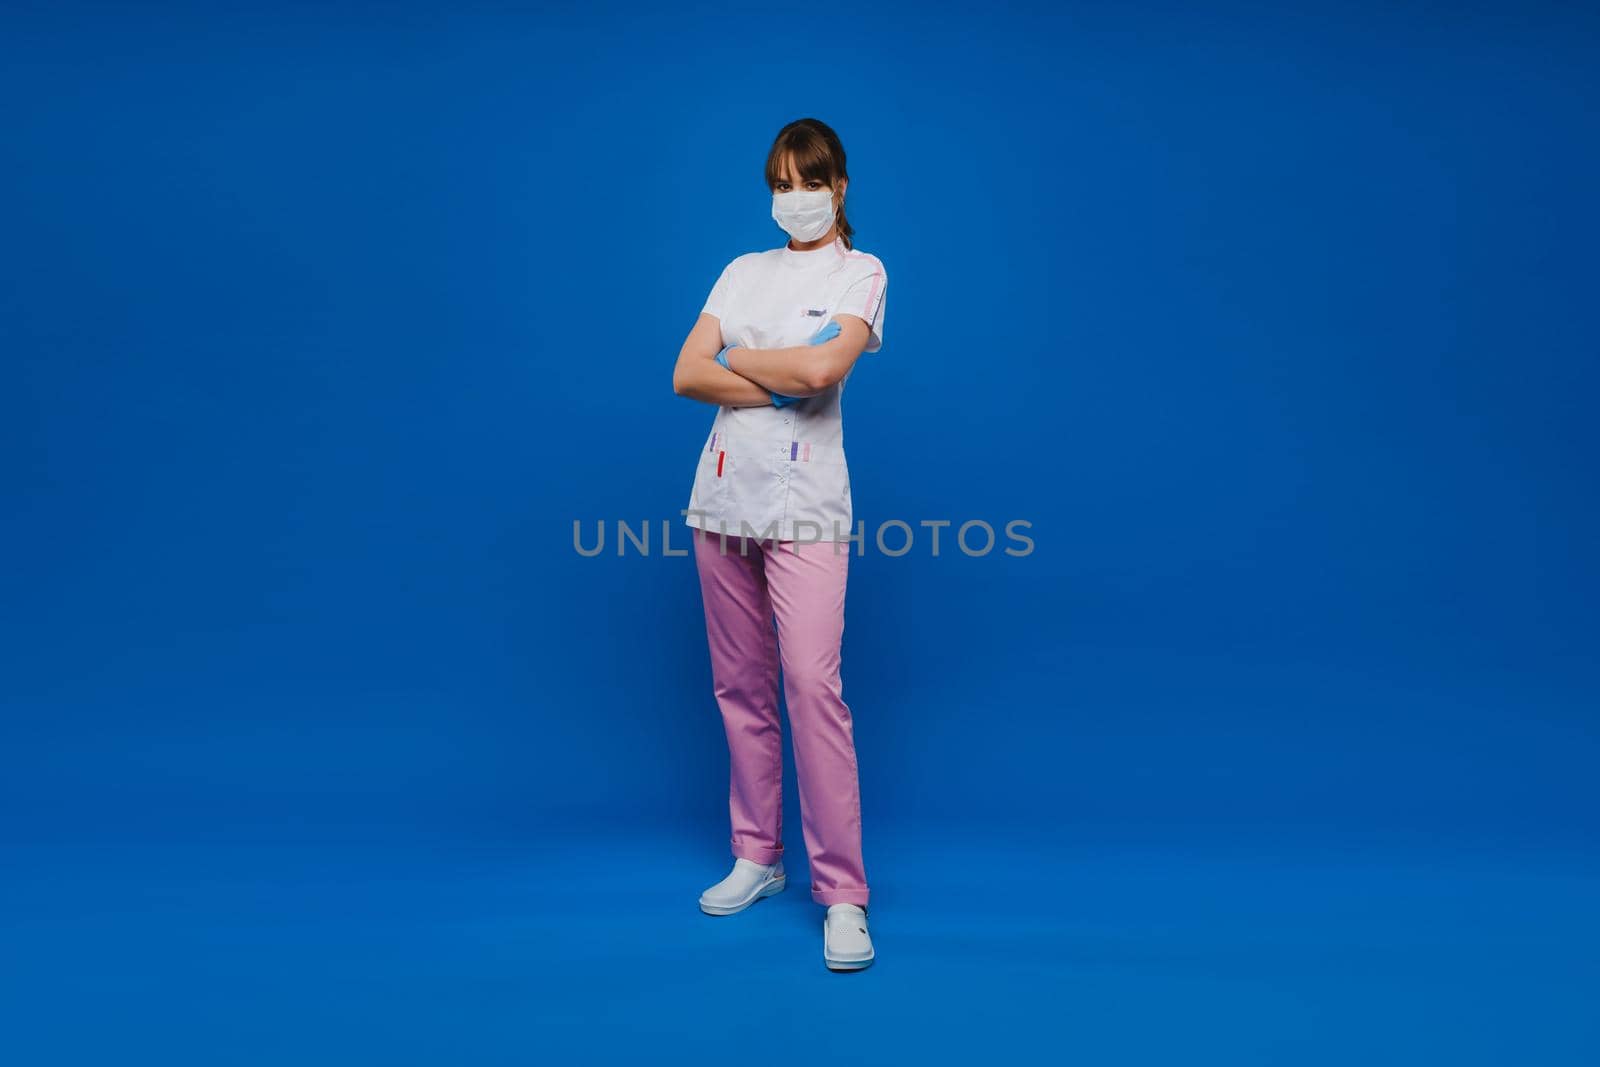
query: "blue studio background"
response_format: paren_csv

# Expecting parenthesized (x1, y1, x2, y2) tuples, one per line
(4, 1, 1597, 1062)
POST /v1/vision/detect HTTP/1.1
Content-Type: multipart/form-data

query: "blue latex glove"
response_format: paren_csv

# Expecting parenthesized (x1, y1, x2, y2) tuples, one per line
(809, 319, 843, 346)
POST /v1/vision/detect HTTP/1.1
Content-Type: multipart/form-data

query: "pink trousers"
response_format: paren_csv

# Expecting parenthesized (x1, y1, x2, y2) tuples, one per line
(692, 528, 869, 907)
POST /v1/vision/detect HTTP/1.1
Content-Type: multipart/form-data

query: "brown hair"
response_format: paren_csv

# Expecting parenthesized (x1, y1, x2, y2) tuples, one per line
(764, 118, 855, 251)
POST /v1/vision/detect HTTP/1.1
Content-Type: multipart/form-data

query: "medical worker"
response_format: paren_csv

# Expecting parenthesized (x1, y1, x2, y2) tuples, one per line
(670, 118, 888, 972)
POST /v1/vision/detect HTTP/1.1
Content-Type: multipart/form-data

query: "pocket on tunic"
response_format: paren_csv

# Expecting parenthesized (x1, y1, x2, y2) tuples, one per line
(688, 444, 727, 521)
(787, 450, 852, 537)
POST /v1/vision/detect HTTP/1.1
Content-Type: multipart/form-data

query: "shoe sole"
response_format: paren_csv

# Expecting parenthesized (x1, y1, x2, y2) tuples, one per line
(823, 920, 876, 971)
(698, 875, 785, 916)
(824, 954, 874, 971)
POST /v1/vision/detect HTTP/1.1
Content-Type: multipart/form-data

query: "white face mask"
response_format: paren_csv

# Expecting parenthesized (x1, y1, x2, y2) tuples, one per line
(771, 187, 838, 243)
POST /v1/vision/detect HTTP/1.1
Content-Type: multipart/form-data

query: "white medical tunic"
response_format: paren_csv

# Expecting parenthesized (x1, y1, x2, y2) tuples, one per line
(685, 235, 888, 543)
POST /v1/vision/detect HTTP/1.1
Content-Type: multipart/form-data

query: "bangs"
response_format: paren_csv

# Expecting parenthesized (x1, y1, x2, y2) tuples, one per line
(765, 135, 838, 190)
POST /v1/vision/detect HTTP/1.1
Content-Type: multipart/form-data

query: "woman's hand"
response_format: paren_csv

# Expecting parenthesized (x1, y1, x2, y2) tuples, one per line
(809, 319, 843, 346)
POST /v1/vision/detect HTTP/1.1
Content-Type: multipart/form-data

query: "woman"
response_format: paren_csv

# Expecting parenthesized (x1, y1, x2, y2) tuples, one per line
(670, 118, 888, 972)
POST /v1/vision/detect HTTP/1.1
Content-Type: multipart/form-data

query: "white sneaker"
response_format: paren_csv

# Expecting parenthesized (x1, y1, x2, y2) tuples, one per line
(823, 903, 875, 971)
(699, 857, 786, 915)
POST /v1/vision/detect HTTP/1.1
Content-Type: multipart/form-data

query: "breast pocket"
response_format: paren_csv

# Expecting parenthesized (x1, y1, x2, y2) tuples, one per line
(794, 305, 834, 346)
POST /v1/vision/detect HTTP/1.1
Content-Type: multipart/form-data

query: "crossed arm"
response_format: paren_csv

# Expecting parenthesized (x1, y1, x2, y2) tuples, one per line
(671, 313, 872, 407)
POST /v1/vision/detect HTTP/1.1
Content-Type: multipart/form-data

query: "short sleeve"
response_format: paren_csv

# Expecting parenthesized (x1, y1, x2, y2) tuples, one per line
(700, 258, 740, 321)
(836, 267, 887, 353)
